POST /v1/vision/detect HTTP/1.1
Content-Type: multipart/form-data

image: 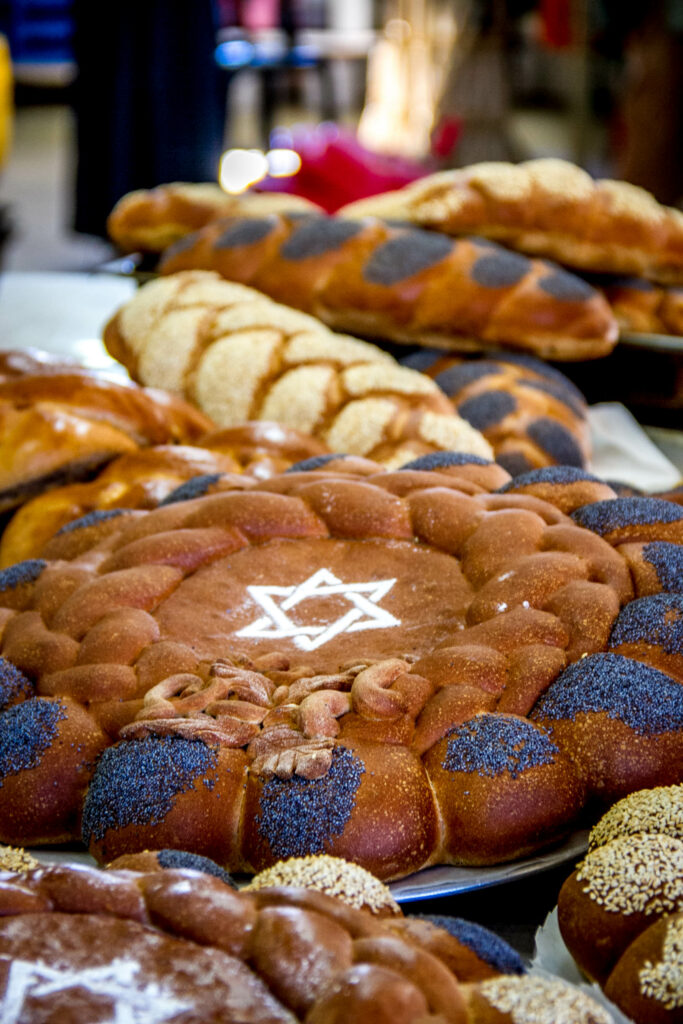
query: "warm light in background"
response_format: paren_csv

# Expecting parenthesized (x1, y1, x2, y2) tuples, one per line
(266, 148, 302, 177)
(218, 147, 301, 192)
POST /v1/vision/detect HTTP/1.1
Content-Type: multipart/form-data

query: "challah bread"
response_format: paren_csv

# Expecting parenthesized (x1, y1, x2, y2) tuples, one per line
(157, 214, 619, 360)
(0, 363, 215, 513)
(0, 859, 615, 1024)
(103, 270, 494, 466)
(338, 158, 683, 285)
(107, 181, 323, 253)
(401, 349, 591, 474)
(598, 275, 683, 335)
(0, 424, 328, 566)
(0, 456, 680, 878)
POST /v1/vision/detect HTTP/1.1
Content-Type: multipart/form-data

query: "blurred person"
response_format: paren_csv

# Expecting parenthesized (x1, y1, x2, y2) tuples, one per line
(71, 0, 226, 239)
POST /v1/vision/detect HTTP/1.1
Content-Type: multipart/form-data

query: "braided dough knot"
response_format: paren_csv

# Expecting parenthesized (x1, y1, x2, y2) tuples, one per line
(351, 659, 411, 720)
(251, 737, 336, 780)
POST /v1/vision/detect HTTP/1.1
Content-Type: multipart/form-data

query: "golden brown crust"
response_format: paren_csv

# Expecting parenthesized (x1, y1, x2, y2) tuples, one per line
(600, 277, 683, 335)
(0, 362, 216, 513)
(157, 215, 619, 361)
(107, 182, 324, 253)
(339, 159, 683, 285)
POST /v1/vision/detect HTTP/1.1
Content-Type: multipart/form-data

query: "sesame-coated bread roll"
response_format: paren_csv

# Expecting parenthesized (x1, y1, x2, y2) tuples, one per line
(603, 912, 683, 1023)
(103, 270, 493, 467)
(338, 158, 683, 285)
(158, 214, 619, 360)
(587, 784, 683, 851)
(557, 832, 683, 985)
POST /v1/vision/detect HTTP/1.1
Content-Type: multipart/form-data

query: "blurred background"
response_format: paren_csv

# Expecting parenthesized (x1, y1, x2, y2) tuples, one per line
(0, 0, 681, 271)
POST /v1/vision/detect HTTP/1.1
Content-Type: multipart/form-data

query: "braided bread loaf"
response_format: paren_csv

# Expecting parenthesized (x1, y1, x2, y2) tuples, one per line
(598, 275, 683, 335)
(338, 158, 683, 285)
(103, 271, 493, 466)
(0, 365, 214, 513)
(400, 350, 591, 475)
(0, 455, 681, 880)
(107, 182, 323, 253)
(0, 859, 612, 1023)
(157, 213, 618, 360)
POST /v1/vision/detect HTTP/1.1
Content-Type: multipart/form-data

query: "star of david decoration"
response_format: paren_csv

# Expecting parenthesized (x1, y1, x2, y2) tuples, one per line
(236, 568, 401, 651)
(1, 958, 193, 1024)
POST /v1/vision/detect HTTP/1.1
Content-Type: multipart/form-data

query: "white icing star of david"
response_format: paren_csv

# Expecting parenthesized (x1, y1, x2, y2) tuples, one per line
(0, 957, 193, 1024)
(236, 568, 401, 651)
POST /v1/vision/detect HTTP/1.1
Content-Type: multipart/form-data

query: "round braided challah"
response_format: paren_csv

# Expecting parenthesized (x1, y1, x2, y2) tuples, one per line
(0, 456, 681, 880)
(0, 859, 614, 1023)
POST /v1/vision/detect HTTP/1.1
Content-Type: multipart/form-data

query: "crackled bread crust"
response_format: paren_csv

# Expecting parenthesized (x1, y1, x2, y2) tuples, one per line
(339, 159, 683, 286)
(156, 215, 618, 361)
(103, 271, 494, 468)
(0, 458, 680, 880)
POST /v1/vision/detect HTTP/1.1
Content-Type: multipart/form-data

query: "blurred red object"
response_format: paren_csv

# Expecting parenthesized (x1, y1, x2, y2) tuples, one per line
(257, 123, 435, 212)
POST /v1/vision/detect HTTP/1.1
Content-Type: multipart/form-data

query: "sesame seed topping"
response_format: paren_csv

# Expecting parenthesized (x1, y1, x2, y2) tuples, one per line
(571, 497, 683, 536)
(479, 975, 613, 1023)
(0, 698, 67, 785)
(417, 914, 526, 974)
(0, 559, 47, 592)
(639, 915, 683, 1008)
(641, 542, 683, 594)
(0, 844, 39, 873)
(576, 833, 683, 916)
(246, 853, 400, 915)
(609, 593, 683, 656)
(159, 474, 223, 505)
(256, 746, 364, 859)
(443, 714, 559, 779)
(531, 652, 683, 735)
(82, 736, 218, 843)
(588, 785, 683, 851)
(0, 659, 33, 712)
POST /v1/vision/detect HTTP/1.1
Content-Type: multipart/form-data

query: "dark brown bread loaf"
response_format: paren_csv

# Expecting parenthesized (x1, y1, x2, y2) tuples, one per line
(157, 214, 618, 360)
